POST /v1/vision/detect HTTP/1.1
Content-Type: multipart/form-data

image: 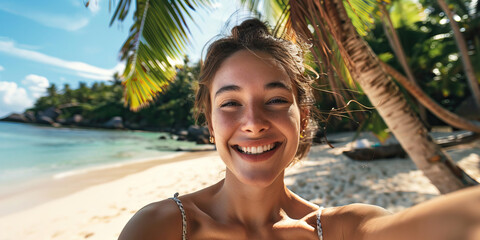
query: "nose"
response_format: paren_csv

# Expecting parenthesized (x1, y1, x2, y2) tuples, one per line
(240, 104, 270, 134)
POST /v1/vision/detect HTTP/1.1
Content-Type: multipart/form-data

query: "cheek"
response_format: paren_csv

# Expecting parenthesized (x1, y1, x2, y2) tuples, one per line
(211, 105, 301, 138)
(211, 110, 237, 137)
(282, 106, 301, 134)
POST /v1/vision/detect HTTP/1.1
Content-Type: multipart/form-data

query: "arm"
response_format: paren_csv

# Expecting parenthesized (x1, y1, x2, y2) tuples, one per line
(118, 199, 183, 240)
(361, 185, 480, 240)
(323, 186, 480, 240)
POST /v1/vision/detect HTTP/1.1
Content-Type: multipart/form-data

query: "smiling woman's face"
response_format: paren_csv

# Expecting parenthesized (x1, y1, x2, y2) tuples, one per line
(209, 50, 303, 187)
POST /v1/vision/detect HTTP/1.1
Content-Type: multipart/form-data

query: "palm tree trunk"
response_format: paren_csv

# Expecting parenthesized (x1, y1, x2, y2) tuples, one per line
(378, 3, 429, 126)
(437, 0, 480, 110)
(382, 62, 480, 133)
(315, 0, 477, 193)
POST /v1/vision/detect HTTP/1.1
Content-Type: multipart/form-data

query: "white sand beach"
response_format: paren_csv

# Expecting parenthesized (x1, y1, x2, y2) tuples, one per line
(1, 132, 479, 240)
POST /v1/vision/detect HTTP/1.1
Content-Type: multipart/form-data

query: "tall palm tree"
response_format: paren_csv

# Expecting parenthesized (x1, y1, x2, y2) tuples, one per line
(46, 83, 58, 97)
(436, 0, 480, 109)
(382, 62, 480, 133)
(284, 0, 477, 193)
(376, 1, 480, 132)
(99, 0, 478, 193)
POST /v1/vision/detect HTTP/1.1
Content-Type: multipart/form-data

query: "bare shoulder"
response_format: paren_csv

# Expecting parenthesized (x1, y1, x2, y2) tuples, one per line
(118, 198, 182, 240)
(321, 204, 391, 240)
(331, 203, 391, 219)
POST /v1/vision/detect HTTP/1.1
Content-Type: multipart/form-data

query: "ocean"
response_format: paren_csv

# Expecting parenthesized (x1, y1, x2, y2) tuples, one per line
(0, 122, 197, 192)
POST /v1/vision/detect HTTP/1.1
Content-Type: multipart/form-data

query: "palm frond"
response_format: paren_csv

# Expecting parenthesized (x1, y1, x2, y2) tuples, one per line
(110, 0, 211, 111)
(238, 0, 262, 16)
(343, 0, 379, 36)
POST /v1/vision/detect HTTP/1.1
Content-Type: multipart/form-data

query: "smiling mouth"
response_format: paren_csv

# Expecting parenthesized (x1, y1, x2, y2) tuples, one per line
(233, 142, 280, 155)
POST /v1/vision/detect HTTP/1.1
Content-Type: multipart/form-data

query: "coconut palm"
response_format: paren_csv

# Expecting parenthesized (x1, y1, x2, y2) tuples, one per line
(283, 0, 478, 193)
(103, 0, 212, 110)
(99, 0, 478, 193)
(436, 0, 480, 109)
(375, 1, 480, 132)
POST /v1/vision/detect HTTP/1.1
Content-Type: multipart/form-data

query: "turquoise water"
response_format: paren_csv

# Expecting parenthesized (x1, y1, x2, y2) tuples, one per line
(0, 122, 197, 187)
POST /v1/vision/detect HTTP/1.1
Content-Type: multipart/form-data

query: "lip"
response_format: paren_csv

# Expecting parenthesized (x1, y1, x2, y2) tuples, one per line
(231, 142, 282, 163)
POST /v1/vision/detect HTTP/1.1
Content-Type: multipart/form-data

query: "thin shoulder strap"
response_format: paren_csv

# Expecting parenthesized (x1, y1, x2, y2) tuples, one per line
(317, 207, 324, 240)
(170, 192, 187, 240)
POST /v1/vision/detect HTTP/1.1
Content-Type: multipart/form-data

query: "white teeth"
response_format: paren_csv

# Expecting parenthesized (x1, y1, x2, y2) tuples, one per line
(237, 143, 275, 154)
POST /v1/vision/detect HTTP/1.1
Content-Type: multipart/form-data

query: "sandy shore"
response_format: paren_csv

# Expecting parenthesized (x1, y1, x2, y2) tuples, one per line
(1, 132, 479, 240)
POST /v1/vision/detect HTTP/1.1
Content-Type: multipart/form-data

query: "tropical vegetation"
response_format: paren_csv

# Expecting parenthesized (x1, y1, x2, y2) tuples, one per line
(29, 57, 200, 130)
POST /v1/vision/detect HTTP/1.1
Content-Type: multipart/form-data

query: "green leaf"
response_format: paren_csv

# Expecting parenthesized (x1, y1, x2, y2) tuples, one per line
(343, 0, 378, 36)
(110, 0, 211, 111)
(389, 0, 426, 28)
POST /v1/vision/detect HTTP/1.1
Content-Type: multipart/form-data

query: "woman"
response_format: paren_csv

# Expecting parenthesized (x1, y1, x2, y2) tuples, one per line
(119, 19, 480, 240)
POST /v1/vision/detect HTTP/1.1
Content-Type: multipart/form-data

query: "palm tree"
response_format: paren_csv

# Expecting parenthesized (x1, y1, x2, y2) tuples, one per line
(376, 1, 480, 132)
(105, 0, 211, 110)
(62, 83, 74, 103)
(382, 62, 480, 133)
(46, 83, 58, 97)
(436, 0, 480, 109)
(377, 2, 429, 124)
(97, 0, 478, 193)
(284, 0, 478, 193)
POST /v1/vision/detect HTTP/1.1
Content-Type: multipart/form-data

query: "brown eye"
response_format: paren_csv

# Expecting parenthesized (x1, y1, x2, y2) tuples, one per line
(220, 101, 241, 108)
(267, 98, 288, 104)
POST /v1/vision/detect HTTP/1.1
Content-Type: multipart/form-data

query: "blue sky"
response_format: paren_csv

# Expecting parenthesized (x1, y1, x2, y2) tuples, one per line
(0, 0, 246, 117)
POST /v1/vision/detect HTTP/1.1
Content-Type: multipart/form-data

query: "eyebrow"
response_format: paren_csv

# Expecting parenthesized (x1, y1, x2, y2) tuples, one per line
(215, 85, 241, 98)
(265, 81, 292, 91)
(214, 81, 292, 98)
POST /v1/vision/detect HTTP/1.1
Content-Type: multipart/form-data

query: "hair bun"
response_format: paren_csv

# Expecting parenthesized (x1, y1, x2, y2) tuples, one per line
(231, 18, 269, 42)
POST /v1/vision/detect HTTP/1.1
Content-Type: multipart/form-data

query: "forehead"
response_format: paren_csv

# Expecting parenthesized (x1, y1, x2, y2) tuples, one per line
(211, 50, 292, 92)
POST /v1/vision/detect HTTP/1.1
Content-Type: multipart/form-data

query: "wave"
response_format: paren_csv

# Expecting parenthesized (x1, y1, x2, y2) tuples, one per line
(52, 152, 184, 179)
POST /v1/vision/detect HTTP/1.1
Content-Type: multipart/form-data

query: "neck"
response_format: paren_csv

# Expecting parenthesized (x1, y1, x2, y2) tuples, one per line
(213, 169, 297, 227)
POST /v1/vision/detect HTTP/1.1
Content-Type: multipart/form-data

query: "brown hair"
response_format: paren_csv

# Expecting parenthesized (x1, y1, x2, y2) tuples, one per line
(194, 18, 316, 161)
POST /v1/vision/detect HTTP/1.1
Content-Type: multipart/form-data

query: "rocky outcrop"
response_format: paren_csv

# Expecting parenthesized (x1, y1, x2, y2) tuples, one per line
(1, 109, 212, 145)
(0, 113, 28, 123)
(37, 116, 55, 125)
(67, 114, 84, 125)
(1, 110, 63, 127)
(103, 116, 124, 129)
(187, 125, 210, 144)
(24, 111, 36, 122)
(37, 107, 61, 121)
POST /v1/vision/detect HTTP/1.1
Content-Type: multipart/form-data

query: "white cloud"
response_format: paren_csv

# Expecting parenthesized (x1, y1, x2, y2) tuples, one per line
(0, 4, 89, 31)
(0, 81, 34, 117)
(76, 72, 113, 80)
(211, 1, 223, 9)
(0, 39, 124, 81)
(0, 65, 4, 71)
(22, 74, 49, 99)
(87, 0, 101, 14)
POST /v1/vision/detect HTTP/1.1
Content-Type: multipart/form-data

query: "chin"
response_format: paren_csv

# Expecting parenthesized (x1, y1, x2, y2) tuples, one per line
(231, 168, 284, 188)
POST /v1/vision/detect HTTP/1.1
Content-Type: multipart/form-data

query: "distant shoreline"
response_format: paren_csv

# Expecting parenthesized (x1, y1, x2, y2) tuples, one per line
(0, 118, 213, 145)
(0, 119, 166, 133)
